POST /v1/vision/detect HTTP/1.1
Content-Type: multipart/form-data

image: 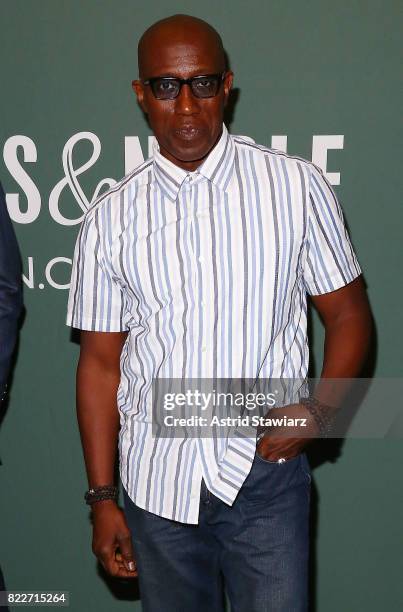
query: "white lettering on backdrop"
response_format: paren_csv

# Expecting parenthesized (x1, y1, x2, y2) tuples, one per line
(2, 132, 345, 289)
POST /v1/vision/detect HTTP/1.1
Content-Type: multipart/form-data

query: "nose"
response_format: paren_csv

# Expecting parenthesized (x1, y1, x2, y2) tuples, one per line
(175, 83, 200, 115)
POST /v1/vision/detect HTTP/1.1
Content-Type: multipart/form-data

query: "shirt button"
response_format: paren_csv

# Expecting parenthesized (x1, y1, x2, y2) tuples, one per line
(201, 300, 205, 307)
(202, 346, 207, 352)
(198, 256, 204, 263)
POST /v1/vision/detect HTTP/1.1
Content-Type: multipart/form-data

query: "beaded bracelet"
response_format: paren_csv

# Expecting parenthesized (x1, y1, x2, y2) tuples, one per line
(300, 396, 336, 438)
(84, 485, 119, 505)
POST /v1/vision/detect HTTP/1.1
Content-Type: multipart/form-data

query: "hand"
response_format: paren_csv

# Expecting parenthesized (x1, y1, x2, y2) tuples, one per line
(91, 500, 138, 578)
(256, 403, 320, 461)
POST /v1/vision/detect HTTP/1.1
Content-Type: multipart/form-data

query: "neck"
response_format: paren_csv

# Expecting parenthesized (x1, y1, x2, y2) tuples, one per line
(160, 153, 205, 172)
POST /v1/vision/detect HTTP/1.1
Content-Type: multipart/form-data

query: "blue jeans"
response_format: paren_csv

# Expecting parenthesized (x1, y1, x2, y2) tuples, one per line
(122, 451, 311, 612)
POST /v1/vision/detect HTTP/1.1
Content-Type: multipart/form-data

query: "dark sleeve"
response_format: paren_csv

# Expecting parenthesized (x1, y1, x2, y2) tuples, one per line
(0, 182, 23, 398)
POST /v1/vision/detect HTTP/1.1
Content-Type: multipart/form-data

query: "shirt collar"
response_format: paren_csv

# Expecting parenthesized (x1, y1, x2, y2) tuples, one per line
(153, 123, 235, 202)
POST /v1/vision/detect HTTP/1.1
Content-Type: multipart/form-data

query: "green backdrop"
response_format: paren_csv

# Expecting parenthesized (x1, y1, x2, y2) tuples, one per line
(1, 1, 402, 610)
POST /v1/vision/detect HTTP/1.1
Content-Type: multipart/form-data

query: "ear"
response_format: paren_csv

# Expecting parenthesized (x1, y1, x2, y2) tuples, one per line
(222, 71, 234, 108)
(132, 79, 148, 114)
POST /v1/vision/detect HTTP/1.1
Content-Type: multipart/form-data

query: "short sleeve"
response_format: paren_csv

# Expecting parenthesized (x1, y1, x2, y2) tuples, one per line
(66, 209, 127, 332)
(302, 164, 362, 296)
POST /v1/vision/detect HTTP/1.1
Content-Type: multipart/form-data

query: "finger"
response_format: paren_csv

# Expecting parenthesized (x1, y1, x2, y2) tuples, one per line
(115, 565, 138, 578)
(112, 550, 138, 578)
(100, 553, 138, 578)
(115, 553, 137, 572)
(115, 559, 139, 577)
(117, 534, 137, 572)
(258, 437, 299, 460)
(108, 561, 139, 578)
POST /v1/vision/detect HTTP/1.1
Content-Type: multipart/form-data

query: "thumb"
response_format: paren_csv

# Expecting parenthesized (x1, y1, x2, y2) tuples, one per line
(117, 533, 136, 572)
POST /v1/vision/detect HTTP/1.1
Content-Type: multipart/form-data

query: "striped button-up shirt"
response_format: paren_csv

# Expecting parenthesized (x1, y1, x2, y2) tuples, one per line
(66, 124, 361, 524)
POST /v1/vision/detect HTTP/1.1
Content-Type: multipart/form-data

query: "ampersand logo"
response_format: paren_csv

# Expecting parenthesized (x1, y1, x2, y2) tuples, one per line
(49, 131, 116, 226)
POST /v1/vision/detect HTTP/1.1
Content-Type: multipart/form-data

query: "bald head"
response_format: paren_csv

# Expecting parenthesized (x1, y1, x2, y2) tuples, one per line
(132, 14, 233, 172)
(138, 14, 226, 78)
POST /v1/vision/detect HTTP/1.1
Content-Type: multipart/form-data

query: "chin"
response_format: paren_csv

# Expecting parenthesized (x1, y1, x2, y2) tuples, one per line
(178, 148, 210, 163)
(175, 136, 217, 157)
(169, 143, 210, 163)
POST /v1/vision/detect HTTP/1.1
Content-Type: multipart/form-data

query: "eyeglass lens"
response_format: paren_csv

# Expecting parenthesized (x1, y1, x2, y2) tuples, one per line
(151, 76, 221, 100)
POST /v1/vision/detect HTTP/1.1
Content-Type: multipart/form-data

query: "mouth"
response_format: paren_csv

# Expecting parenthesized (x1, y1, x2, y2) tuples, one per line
(174, 125, 202, 140)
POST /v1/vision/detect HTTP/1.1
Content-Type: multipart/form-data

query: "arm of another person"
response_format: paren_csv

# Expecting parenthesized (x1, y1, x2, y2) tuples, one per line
(0, 183, 23, 399)
(77, 329, 137, 578)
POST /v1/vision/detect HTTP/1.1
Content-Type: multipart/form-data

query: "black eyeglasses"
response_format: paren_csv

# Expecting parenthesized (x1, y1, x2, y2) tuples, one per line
(142, 72, 226, 100)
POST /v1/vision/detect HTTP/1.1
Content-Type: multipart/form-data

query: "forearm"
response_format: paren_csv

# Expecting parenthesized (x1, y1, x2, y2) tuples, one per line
(258, 304, 373, 457)
(73, 332, 136, 579)
(76, 357, 121, 487)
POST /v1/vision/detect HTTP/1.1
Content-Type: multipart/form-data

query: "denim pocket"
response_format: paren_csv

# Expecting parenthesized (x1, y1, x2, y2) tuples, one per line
(241, 451, 305, 503)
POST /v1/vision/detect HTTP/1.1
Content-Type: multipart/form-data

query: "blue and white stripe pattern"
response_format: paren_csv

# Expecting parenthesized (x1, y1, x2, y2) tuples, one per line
(66, 124, 361, 524)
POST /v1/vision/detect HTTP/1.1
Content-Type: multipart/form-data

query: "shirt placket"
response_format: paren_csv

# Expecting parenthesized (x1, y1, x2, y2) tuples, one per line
(196, 178, 212, 379)
(180, 175, 198, 378)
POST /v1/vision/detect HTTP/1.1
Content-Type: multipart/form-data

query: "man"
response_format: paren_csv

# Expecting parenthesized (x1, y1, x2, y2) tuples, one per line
(66, 14, 372, 612)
